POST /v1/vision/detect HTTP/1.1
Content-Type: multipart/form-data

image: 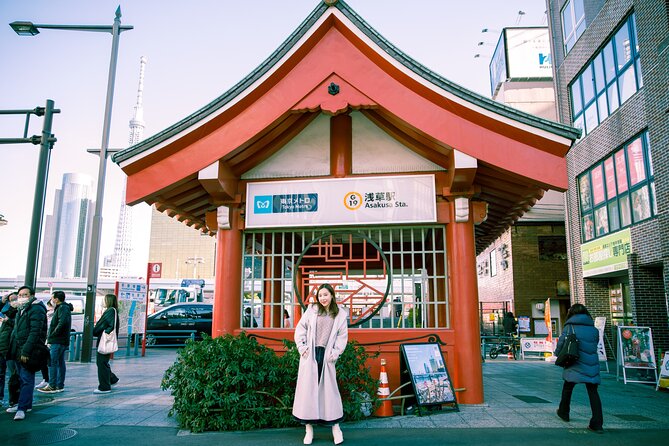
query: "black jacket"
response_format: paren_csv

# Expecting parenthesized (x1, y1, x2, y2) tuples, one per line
(9, 298, 47, 360)
(0, 306, 18, 356)
(48, 302, 73, 346)
(93, 307, 120, 340)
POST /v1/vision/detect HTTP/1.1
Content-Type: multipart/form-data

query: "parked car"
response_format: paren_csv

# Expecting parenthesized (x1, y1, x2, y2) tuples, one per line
(145, 303, 212, 346)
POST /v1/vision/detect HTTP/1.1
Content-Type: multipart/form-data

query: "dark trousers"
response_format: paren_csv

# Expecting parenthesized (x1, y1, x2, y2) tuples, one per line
(558, 381, 603, 430)
(16, 361, 36, 411)
(6, 359, 20, 405)
(96, 352, 119, 391)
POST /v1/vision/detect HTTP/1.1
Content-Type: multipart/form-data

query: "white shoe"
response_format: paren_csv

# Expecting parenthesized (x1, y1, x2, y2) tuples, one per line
(332, 424, 343, 445)
(35, 379, 48, 389)
(93, 389, 112, 394)
(303, 424, 313, 445)
(14, 410, 26, 421)
(6, 405, 18, 413)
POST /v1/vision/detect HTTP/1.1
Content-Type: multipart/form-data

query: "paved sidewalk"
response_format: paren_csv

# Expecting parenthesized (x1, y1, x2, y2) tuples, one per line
(2, 348, 669, 443)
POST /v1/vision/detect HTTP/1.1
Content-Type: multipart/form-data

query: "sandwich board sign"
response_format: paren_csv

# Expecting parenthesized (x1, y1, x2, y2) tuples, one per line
(399, 343, 458, 414)
(616, 326, 657, 385)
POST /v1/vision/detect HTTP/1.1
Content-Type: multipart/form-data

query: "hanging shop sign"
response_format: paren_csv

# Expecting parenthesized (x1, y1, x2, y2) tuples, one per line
(245, 175, 436, 228)
(581, 228, 632, 277)
(616, 326, 657, 385)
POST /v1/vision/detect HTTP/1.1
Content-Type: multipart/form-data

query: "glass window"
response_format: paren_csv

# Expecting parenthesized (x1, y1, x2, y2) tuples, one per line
(636, 59, 643, 88)
(573, 114, 584, 139)
(583, 214, 595, 241)
(603, 42, 616, 83)
(490, 250, 497, 277)
(626, 137, 645, 185)
(593, 54, 605, 93)
(597, 94, 609, 122)
(619, 195, 632, 227)
(579, 175, 592, 210)
(608, 201, 620, 232)
(618, 65, 637, 103)
(584, 102, 598, 134)
(571, 81, 583, 115)
(615, 23, 632, 69)
(607, 84, 619, 113)
(582, 65, 595, 104)
(595, 206, 609, 236)
(646, 134, 654, 176)
(591, 165, 605, 205)
(631, 186, 651, 222)
(604, 157, 616, 199)
(562, 0, 586, 53)
(615, 150, 628, 193)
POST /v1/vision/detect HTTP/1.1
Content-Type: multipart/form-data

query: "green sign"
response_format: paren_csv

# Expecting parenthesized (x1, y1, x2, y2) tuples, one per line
(581, 228, 632, 277)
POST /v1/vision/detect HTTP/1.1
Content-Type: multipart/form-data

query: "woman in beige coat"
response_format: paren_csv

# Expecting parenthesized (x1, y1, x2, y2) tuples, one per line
(293, 283, 348, 445)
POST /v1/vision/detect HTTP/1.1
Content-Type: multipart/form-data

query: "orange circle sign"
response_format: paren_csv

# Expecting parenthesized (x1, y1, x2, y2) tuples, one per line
(344, 192, 362, 210)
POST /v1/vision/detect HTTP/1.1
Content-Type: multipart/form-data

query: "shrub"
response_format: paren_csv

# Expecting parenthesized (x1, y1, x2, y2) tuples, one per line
(161, 333, 378, 432)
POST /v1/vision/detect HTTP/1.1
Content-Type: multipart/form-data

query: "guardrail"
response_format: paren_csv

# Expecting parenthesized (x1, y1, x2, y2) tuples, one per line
(65, 330, 197, 361)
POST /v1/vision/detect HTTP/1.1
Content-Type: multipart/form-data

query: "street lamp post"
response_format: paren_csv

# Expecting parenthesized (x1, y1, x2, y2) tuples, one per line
(185, 257, 205, 278)
(10, 7, 133, 363)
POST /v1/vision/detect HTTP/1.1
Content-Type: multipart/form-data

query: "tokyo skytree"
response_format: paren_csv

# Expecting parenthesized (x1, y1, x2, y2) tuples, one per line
(109, 56, 147, 277)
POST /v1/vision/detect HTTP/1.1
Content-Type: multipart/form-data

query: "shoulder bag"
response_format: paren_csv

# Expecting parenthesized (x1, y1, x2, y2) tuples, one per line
(98, 308, 118, 355)
(555, 324, 579, 368)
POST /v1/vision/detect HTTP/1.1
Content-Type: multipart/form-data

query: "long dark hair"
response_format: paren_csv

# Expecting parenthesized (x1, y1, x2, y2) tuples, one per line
(104, 294, 118, 310)
(315, 283, 339, 318)
(567, 303, 591, 320)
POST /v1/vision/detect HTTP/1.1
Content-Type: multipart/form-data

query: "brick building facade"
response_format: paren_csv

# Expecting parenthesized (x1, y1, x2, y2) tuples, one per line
(546, 0, 669, 353)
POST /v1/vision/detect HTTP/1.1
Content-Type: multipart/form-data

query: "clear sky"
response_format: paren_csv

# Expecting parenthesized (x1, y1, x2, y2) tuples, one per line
(0, 0, 547, 278)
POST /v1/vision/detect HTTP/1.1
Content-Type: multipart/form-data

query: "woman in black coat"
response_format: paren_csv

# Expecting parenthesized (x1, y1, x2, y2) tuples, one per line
(93, 294, 120, 394)
(554, 303, 603, 432)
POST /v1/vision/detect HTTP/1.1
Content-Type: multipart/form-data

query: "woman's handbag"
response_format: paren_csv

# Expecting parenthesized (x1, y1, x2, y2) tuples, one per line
(98, 309, 118, 355)
(555, 325, 579, 368)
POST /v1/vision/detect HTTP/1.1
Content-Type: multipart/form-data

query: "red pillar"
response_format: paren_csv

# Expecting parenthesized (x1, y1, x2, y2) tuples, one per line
(446, 199, 484, 404)
(212, 209, 242, 337)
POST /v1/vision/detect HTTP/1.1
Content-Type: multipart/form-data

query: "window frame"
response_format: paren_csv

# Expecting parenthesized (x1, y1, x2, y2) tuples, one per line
(561, 0, 586, 53)
(569, 14, 641, 138)
(578, 132, 655, 243)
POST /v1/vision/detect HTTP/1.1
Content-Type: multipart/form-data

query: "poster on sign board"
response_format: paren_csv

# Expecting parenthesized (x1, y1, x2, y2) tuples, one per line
(617, 326, 657, 385)
(399, 343, 457, 409)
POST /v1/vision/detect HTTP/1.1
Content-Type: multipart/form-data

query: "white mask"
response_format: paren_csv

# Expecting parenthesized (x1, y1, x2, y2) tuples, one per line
(16, 297, 30, 307)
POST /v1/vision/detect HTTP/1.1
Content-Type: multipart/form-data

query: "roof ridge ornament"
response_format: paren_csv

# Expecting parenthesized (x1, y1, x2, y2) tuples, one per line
(323, 0, 338, 5)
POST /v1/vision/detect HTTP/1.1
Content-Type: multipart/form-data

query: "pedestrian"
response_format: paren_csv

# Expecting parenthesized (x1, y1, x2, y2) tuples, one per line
(93, 293, 119, 394)
(38, 291, 72, 394)
(555, 303, 603, 433)
(283, 309, 291, 328)
(0, 292, 20, 408)
(35, 299, 54, 390)
(8, 286, 48, 421)
(502, 311, 517, 336)
(292, 283, 348, 445)
(243, 306, 258, 328)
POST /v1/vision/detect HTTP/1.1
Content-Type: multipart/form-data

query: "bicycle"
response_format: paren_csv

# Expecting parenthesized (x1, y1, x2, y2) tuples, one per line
(489, 334, 520, 360)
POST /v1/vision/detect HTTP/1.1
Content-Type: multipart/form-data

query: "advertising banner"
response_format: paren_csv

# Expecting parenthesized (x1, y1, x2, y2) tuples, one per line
(657, 352, 669, 390)
(518, 316, 530, 333)
(617, 326, 657, 385)
(581, 228, 632, 277)
(505, 28, 552, 79)
(245, 175, 436, 228)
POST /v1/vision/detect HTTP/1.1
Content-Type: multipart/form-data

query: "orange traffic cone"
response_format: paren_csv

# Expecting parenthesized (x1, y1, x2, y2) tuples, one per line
(374, 358, 393, 417)
(507, 350, 514, 360)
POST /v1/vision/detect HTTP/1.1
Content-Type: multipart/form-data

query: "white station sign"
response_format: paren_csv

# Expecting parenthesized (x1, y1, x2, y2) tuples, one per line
(245, 175, 436, 229)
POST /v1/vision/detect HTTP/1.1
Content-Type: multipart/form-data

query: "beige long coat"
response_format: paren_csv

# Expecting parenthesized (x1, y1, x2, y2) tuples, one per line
(292, 305, 349, 422)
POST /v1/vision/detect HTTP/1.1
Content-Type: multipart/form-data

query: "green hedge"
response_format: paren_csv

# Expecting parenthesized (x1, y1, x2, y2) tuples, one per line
(161, 333, 379, 432)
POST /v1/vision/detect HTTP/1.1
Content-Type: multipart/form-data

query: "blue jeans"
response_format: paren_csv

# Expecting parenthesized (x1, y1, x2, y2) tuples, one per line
(16, 361, 35, 411)
(49, 344, 68, 389)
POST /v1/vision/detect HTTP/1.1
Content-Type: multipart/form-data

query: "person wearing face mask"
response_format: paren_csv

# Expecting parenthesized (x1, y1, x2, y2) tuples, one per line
(7, 286, 47, 421)
(0, 293, 19, 408)
(292, 283, 348, 445)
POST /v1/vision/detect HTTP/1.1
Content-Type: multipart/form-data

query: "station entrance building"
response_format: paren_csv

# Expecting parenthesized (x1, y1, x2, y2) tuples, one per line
(113, 0, 578, 404)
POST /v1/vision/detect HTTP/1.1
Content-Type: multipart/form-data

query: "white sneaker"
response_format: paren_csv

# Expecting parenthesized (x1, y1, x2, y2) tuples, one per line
(332, 424, 344, 445)
(304, 424, 313, 445)
(93, 389, 112, 394)
(6, 405, 18, 413)
(35, 379, 48, 389)
(14, 410, 26, 421)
